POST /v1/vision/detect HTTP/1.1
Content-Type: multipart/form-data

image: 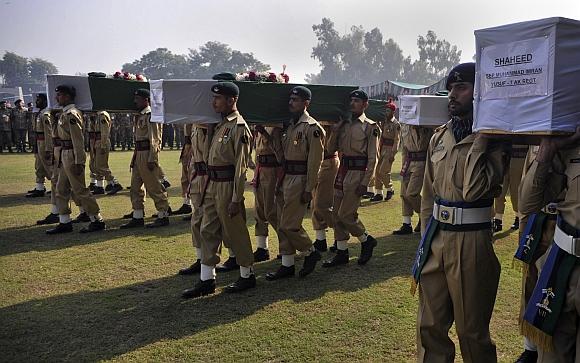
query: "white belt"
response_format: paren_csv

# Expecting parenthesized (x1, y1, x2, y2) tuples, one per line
(432, 203, 492, 225)
(554, 224, 580, 257)
(541, 203, 558, 215)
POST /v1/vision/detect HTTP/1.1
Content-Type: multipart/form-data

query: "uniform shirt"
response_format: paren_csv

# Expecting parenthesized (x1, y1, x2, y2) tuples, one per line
(520, 145, 580, 229)
(255, 127, 283, 163)
(133, 106, 162, 164)
(57, 103, 86, 164)
(35, 107, 53, 152)
(11, 107, 28, 130)
(327, 113, 380, 187)
(400, 124, 433, 154)
(189, 124, 209, 194)
(420, 121, 506, 230)
(380, 117, 401, 152)
(207, 111, 252, 203)
(0, 108, 11, 131)
(96, 111, 111, 149)
(281, 110, 325, 193)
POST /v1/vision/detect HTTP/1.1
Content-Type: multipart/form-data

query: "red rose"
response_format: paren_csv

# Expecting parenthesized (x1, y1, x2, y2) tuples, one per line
(268, 73, 277, 82)
(282, 74, 289, 83)
(248, 71, 257, 81)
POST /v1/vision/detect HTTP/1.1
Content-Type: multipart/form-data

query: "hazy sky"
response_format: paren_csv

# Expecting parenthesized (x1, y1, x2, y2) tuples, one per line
(1, 0, 579, 84)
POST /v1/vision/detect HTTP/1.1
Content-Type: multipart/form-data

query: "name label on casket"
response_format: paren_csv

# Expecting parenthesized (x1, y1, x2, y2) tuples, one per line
(480, 37, 549, 100)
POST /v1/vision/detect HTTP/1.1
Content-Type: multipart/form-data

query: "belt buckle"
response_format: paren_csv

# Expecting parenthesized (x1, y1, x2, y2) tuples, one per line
(546, 204, 558, 214)
(438, 205, 456, 225)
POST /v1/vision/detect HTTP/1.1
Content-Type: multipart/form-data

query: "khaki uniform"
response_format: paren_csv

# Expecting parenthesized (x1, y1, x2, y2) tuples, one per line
(88, 111, 115, 183)
(328, 114, 379, 241)
(55, 104, 100, 216)
(519, 145, 580, 363)
(11, 107, 28, 151)
(494, 145, 528, 216)
(277, 111, 324, 255)
(373, 117, 400, 192)
(400, 125, 433, 217)
(180, 124, 193, 198)
(311, 125, 339, 231)
(33, 108, 53, 184)
(189, 124, 209, 249)
(417, 123, 505, 363)
(0, 107, 12, 150)
(130, 106, 169, 214)
(253, 128, 283, 237)
(200, 111, 253, 267)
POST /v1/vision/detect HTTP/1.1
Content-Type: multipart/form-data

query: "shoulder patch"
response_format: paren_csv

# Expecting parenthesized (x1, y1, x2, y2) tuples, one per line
(313, 129, 321, 138)
(69, 116, 78, 125)
(372, 128, 379, 137)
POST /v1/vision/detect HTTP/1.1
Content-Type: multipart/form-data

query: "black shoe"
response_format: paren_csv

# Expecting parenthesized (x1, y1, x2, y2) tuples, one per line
(162, 180, 171, 189)
(329, 240, 338, 253)
(370, 194, 384, 202)
(323, 249, 349, 267)
(393, 223, 413, 235)
(225, 274, 256, 293)
(72, 212, 90, 223)
(515, 349, 538, 363)
(26, 189, 45, 198)
(313, 239, 328, 252)
(151, 207, 172, 218)
(362, 192, 374, 199)
(385, 190, 395, 201)
(358, 235, 377, 265)
(79, 220, 106, 233)
(182, 214, 192, 221)
(89, 183, 96, 191)
(106, 183, 123, 195)
(46, 222, 73, 235)
(493, 218, 503, 233)
(172, 204, 192, 215)
(27, 187, 36, 193)
(105, 184, 113, 192)
(182, 279, 216, 299)
(120, 218, 144, 229)
(146, 217, 169, 228)
(92, 186, 105, 195)
(299, 250, 321, 278)
(265, 265, 295, 280)
(122, 211, 134, 219)
(253, 247, 270, 262)
(37, 213, 59, 225)
(511, 217, 520, 231)
(414, 222, 421, 233)
(216, 257, 239, 273)
(178, 260, 201, 275)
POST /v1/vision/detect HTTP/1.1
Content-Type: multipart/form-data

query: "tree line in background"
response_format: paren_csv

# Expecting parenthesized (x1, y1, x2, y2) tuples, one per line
(0, 18, 462, 88)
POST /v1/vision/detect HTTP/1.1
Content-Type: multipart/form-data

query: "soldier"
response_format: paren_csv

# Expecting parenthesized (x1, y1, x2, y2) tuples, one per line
(173, 124, 194, 216)
(322, 90, 380, 267)
(182, 82, 255, 298)
(264, 86, 323, 281)
(393, 120, 433, 235)
(88, 110, 122, 195)
(370, 101, 400, 202)
(26, 94, 51, 198)
(311, 122, 339, 252)
(0, 101, 12, 152)
(46, 85, 106, 234)
(120, 89, 171, 229)
(174, 122, 184, 149)
(493, 144, 528, 232)
(178, 123, 210, 276)
(414, 63, 507, 363)
(251, 124, 283, 261)
(11, 99, 28, 152)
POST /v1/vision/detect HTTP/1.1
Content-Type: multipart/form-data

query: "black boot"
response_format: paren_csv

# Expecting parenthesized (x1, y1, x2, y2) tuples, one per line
(329, 240, 338, 253)
(322, 249, 349, 267)
(105, 184, 113, 192)
(299, 250, 321, 278)
(146, 217, 169, 228)
(26, 189, 45, 198)
(313, 239, 328, 252)
(79, 220, 106, 233)
(358, 235, 378, 265)
(511, 216, 520, 231)
(182, 279, 216, 299)
(106, 183, 123, 195)
(172, 204, 192, 215)
(122, 211, 134, 219)
(493, 218, 503, 233)
(37, 213, 59, 225)
(178, 259, 201, 275)
(370, 193, 384, 202)
(393, 223, 413, 235)
(120, 218, 144, 229)
(161, 179, 171, 189)
(514, 349, 538, 363)
(72, 212, 90, 223)
(92, 186, 105, 195)
(253, 247, 270, 262)
(265, 265, 295, 281)
(88, 183, 96, 191)
(216, 257, 239, 272)
(46, 222, 73, 235)
(385, 190, 395, 201)
(225, 274, 256, 293)
(362, 191, 374, 199)
(414, 222, 421, 233)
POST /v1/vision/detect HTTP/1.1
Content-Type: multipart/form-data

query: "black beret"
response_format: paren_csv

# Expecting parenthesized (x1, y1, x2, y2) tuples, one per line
(446, 62, 475, 91)
(134, 88, 150, 98)
(15, 99, 23, 104)
(55, 85, 76, 99)
(37, 93, 47, 101)
(290, 86, 311, 100)
(350, 90, 368, 101)
(211, 82, 239, 97)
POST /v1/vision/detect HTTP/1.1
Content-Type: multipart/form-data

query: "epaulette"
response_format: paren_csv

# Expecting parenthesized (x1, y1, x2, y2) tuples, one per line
(365, 118, 377, 125)
(434, 120, 451, 134)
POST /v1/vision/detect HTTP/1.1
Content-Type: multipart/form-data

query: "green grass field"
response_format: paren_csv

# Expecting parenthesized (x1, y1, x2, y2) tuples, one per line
(0, 150, 524, 362)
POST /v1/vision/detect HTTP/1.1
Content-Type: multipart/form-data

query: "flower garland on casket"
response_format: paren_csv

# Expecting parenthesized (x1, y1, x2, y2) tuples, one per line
(112, 71, 148, 82)
(235, 71, 289, 83)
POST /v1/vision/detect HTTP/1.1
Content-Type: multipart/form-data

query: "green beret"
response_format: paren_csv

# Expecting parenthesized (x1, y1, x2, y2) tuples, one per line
(212, 72, 236, 81)
(211, 82, 239, 97)
(134, 88, 150, 98)
(349, 90, 368, 101)
(290, 86, 311, 100)
(55, 85, 76, 99)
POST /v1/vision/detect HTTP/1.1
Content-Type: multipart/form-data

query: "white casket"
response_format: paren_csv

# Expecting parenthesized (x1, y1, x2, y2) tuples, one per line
(398, 95, 448, 126)
(474, 17, 580, 134)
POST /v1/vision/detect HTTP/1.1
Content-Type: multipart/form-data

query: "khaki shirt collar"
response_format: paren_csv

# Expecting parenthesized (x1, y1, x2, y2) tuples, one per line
(140, 105, 151, 115)
(62, 103, 76, 113)
(297, 110, 311, 124)
(355, 113, 367, 123)
(225, 110, 240, 122)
